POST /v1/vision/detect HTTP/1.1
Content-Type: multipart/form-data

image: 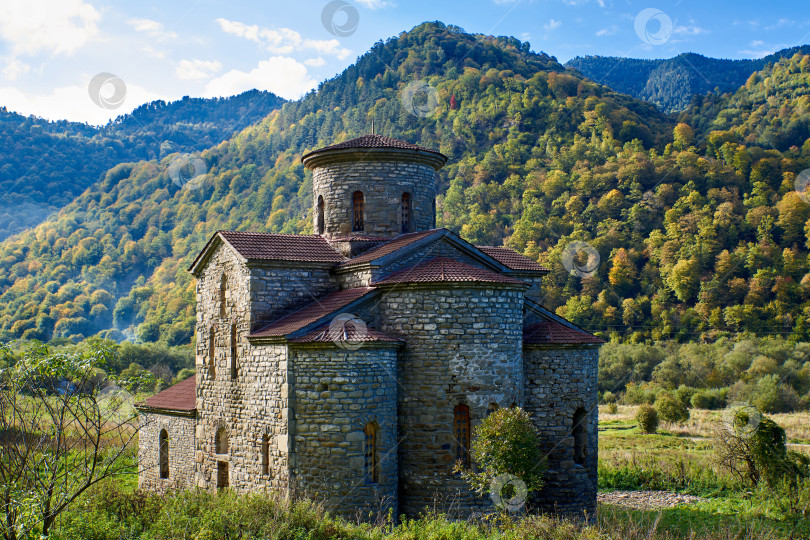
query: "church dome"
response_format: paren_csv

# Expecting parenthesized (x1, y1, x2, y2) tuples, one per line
(303, 134, 445, 239)
(301, 134, 447, 171)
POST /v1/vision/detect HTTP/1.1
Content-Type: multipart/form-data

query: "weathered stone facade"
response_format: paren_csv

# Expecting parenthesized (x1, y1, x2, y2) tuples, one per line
(524, 346, 600, 517)
(304, 145, 443, 239)
(291, 344, 399, 514)
(137, 134, 603, 520)
(376, 284, 526, 515)
(137, 410, 196, 493)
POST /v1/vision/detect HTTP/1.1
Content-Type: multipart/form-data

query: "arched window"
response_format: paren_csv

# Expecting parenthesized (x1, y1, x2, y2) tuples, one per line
(219, 274, 227, 318)
(261, 434, 271, 476)
(486, 402, 499, 417)
(217, 461, 229, 489)
(159, 429, 169, 479)
(453, 404, 471, 469)
(316, 195, 325, 235)
(209, 326, 216, 379)
(215, 427, 229, 454)
(401, 192, 411, 233)
(363, 422, 379, 483)
(573, 407, 588, 466)
(230, 323, 237, 380)
(432, 197, 437, 228)
(352, 191, 364, 232)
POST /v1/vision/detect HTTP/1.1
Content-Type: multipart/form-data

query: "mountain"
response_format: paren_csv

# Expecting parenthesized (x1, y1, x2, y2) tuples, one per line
(0, 21, 675, 345)
(565, 46, 810, 113)
(0, 90, 285, 240)
(0, 21, 809, 347)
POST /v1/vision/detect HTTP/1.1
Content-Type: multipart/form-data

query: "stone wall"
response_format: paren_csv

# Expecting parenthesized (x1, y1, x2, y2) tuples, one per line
(195, 242, 296, 493)
(376, 284, 526, 515)
(290, 344, 399, 518)
(137, 411, 196, 493)
(312, 160, 436, 239)
(523, 346, 599, 518)
(248, 264, 337, 329)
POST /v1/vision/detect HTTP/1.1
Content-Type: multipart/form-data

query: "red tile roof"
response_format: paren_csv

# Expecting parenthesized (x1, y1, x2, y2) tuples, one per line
(477, 246, 550, 273)
(338, 229, 440, 268)
(290, 325, 403, 344)
(304, 134, 441, 155)
(137, 376, 196, 412)
(249, 287, 375, 338)
(373, 257, 526, 286)
(523, 320, 605, 345)
(219, 231, 345, 263)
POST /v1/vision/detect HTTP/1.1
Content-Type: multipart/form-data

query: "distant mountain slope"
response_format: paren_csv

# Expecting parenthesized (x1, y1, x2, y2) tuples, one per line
(566, 46, 810, 113)
(3, 23, 810, 347)
(0, 21, 676, 345)
(0, 90, 285, 240)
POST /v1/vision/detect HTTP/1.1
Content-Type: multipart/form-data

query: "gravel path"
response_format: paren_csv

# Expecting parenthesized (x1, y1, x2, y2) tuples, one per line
(599, 490, 705, 510)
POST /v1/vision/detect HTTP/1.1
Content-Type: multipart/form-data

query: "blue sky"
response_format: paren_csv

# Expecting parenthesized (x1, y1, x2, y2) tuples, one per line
(1, 0, 808, 124)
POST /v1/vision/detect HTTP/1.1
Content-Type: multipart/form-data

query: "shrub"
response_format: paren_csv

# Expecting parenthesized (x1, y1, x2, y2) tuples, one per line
(716, 407, 810, 487)
(622, 382, 661, 405)
(635, 404, 659, 434)
(675, 385, 695, 408)
(690, 387, 728, 410)
(601, 390, 617, 403)
(655, 392, 690, 423)
(729, 377, 801, 413)
(457, 407, 546, 507)
(604, 402, 618, 414)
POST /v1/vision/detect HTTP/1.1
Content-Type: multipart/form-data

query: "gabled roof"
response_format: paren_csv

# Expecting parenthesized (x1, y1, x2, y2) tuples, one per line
(249, 287, 376, 338)
(290, 325, 403, 344)
(372, 257, 527, 287)
(476, 246, 549, 273)
(135, 376, 196, 413)
(189, 231, 345, 276)
(523, 320, 605, 345)
(338, 229, 442, 268)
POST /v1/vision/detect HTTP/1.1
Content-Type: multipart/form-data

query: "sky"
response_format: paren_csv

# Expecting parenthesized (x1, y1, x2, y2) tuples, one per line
(1, 0, 809, 125)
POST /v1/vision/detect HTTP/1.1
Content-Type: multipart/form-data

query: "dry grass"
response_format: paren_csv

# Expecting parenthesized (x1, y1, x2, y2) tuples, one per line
(599, 405, 810, 445)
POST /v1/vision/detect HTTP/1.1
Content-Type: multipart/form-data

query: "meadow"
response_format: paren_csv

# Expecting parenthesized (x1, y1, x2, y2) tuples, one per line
(34, 406, 810, 540)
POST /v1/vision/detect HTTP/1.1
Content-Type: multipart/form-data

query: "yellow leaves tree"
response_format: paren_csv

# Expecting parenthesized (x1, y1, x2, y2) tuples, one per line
(608, 248, 637, 295)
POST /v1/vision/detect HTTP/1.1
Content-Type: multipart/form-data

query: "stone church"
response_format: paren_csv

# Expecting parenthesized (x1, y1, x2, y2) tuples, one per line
(135, 134, 603, 517)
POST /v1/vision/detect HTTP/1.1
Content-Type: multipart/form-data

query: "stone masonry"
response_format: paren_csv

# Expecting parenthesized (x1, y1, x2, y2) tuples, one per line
(136, 134, 604, 520)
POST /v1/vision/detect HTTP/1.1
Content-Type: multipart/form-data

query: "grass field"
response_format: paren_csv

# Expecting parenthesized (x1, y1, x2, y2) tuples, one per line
(597, 405, 810, 539)
(29, 405, 810, 539)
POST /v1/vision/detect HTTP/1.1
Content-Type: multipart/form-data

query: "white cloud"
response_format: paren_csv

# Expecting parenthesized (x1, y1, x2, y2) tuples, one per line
(216, 18, 351, 59)
(204, 56, 316, 100)
(544, 19, 562, 31)
(1, 59, 30, 80)
(596, 25, 618, 37)
(0, 81, 165, 124)
(751, 40, 765, 47)
(141, 46, 167, 59)
(356, 0, 392, 8)
(673, 23, 707, 36)
(176, 59, 223, 81)
(127, 18, 178, 40)
(0, 0, 100, 56)
(304, 57, 326, 67)
(765, 18, 793, 31)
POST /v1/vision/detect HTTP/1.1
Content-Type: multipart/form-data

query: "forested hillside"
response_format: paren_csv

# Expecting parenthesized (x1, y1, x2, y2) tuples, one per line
(566, 46, 810, 113)
(0, 90, 284, 240)
(0, 22, 809, 347)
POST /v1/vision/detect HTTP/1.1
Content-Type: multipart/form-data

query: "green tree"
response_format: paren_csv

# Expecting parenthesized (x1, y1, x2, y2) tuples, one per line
(456, 407, 546, 509)
(0, 342, 139, 540)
